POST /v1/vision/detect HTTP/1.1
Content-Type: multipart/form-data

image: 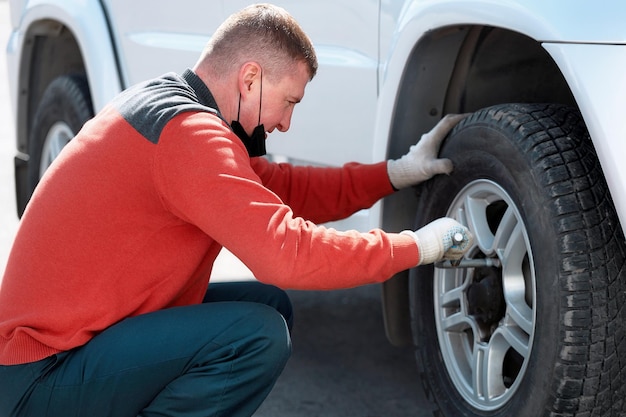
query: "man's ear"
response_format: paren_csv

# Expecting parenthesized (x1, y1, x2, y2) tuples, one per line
(238, 62, 261, 96)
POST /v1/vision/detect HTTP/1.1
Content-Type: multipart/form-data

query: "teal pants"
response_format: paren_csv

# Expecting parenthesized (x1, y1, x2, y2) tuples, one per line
(0, 281, 293, 417)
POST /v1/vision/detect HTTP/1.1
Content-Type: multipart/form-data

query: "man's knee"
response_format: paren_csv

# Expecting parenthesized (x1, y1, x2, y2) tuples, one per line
(204, 281, 294, 331)
(242, 303, 292, 368)
(260, 284, 294, 331)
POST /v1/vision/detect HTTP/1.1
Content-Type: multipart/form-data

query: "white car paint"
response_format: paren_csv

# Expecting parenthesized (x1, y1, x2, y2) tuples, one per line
(6, 0, 626, 234)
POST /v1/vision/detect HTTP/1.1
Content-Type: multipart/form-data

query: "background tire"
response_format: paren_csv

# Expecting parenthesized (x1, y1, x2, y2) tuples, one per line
(410, 103, 626, 416)
(26, 74, 93, 201)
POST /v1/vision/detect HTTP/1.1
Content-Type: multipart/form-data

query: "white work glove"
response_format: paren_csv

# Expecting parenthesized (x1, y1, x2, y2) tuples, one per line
(387, 114, 468, 189)
(401, 217, 473, 266)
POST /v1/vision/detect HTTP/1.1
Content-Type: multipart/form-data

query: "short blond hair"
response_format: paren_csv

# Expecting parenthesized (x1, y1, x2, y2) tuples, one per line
(200, 3, 318, 81)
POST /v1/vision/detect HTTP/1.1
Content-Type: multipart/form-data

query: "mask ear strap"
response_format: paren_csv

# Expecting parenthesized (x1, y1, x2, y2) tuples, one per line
(236, 94, 242, 122)
(258, 70, 263, 126)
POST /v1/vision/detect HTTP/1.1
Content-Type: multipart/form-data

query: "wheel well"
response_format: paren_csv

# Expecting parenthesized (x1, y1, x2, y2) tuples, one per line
(15, 20, 89, 156)
(381, 25, 577, 346)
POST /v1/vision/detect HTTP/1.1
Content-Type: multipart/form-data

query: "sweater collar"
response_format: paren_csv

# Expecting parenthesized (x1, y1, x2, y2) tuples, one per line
(182, 69, 223, 118)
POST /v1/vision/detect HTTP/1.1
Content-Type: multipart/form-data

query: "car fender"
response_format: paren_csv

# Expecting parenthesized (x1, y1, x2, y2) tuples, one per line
(375, 0, 626, 153)
(10, 0, 122, 112)
(373, 0, 626, 231)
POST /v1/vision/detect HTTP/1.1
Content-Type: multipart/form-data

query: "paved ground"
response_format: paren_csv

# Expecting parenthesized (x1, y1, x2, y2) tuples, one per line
(0, 2, 435, 415)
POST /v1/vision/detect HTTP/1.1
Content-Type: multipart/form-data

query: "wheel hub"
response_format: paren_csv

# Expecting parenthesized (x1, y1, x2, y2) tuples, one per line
(466, 265, 505, 334)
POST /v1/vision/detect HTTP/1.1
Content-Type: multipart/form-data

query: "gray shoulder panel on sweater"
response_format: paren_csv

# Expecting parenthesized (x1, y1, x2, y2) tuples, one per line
(113, 71, 223, 144)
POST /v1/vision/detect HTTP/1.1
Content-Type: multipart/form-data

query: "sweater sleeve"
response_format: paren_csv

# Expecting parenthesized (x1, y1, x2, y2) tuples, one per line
(153, 113, 419, 290)
(250, 157, 395, 224)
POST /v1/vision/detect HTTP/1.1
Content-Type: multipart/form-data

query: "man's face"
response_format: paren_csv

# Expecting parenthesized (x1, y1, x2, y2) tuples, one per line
(240, 61, 310, 137)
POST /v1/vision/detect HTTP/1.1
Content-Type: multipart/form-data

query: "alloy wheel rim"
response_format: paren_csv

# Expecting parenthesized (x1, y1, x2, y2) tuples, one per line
(39, 121, 74, 178)
(434, 179, 537, 411)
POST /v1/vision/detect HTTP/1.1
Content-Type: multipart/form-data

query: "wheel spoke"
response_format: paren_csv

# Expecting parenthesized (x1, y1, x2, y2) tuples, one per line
(473, 344, 488, 402)
(468, 326, 530, 407)
(441, 310, 472, 333)
(492, 206, 518, 255)
(463, 195, 495, 254)
(473, 340, 508, 404)
(506, 302, 533, 337)
(495, 324, 530, 358)
(502, 223, 534, 335)
(440, 281, 466, 307)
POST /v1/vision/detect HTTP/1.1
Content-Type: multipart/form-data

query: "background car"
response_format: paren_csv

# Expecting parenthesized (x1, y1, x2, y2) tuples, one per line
(7, 1, 626, 416)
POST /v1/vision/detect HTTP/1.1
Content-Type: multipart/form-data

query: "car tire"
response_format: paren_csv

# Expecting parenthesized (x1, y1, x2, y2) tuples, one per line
(410, 103, 626, 416)
(27, 74, 93, 196)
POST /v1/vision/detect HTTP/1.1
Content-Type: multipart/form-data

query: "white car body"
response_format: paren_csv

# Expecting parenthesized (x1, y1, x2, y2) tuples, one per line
(7, 1, 626, 234)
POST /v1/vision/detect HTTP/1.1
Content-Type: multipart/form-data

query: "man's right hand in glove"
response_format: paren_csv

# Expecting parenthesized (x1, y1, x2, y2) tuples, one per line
(401, 217, 473, 265)
(387, 114, 468, 190)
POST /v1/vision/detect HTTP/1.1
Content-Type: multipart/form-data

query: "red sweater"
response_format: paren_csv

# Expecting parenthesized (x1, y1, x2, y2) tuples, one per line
(0, 70, 419, 365)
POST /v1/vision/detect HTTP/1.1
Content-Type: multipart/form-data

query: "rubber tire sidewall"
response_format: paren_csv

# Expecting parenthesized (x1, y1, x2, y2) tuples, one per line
(27, 74, 93, 198)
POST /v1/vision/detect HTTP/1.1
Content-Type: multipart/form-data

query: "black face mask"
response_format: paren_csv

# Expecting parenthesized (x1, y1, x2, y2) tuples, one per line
(231, 120, 266, 157)
(231, 73, 266, 157)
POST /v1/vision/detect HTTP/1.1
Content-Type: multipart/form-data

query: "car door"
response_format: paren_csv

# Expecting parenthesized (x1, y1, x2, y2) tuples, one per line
(103, 0, 380, 167)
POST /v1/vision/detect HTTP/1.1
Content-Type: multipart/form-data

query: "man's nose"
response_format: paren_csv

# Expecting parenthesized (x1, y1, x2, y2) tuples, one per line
(277, 111, 293, 132)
